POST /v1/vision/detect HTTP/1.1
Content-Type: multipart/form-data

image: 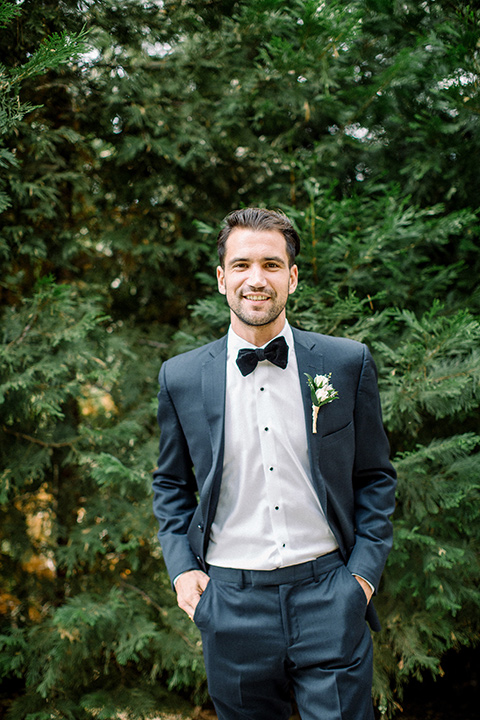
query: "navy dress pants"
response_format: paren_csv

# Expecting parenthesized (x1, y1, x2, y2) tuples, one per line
(193, 551, 374, 720)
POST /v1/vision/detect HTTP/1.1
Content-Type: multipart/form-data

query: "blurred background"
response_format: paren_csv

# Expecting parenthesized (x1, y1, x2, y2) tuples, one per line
(0, 1, 479, 718)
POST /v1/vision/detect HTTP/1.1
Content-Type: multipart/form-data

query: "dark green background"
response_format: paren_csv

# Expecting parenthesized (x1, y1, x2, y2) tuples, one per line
(1, 1, 479, 718)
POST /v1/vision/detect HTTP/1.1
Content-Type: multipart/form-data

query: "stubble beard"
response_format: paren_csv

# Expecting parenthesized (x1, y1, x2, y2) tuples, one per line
(227, 291, 286, 328)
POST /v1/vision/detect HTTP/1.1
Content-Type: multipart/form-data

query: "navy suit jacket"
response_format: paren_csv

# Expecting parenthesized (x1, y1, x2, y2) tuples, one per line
(152, 327, 396, 630)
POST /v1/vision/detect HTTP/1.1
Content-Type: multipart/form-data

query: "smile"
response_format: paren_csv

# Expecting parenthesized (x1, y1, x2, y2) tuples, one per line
(244, 294, 270, 301)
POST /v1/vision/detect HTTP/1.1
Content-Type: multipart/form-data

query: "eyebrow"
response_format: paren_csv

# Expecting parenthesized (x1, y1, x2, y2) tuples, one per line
(228, 255, 287, 266)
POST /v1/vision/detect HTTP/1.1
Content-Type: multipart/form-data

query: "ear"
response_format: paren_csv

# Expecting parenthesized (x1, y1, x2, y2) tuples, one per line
(288, 264, 298, 295)
(217, 265, 226, 295)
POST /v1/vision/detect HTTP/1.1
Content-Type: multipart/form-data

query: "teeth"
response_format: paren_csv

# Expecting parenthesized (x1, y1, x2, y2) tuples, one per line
(245, 295, 269, 300)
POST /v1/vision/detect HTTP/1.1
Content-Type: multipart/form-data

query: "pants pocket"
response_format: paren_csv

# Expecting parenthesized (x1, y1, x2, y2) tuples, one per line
(340, 565, 368, 615)
(193, 578, 213, 627)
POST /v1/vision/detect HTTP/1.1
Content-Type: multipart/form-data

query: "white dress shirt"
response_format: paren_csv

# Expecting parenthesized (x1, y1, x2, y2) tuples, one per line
(206, 321, 338, 570)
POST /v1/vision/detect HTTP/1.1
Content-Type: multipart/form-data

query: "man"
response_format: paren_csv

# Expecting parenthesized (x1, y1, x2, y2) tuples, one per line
(152, 207, 396, 720)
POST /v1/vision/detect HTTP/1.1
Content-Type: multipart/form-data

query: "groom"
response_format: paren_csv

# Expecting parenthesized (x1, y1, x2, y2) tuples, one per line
(152, 207, 396, 720)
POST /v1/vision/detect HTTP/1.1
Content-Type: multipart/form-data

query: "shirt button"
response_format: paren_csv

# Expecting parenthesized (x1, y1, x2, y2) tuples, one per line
(275, 506, 279, 510)
(269, 467, 274, 471)
(260, 387, 265, 391)
(264, 427, 269, 431)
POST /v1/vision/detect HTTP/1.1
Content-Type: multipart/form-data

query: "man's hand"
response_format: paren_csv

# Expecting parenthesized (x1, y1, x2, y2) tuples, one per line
(353, 574, 373, 604)
(175, 569, 210, 620)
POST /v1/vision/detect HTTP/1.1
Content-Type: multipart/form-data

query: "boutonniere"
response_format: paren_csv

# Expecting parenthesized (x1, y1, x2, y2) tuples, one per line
(304, 373, 339, 434)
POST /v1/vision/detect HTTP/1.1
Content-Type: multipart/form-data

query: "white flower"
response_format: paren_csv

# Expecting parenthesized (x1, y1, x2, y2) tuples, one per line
(304, 372, 339, 433)
(315, 386, 330, 402)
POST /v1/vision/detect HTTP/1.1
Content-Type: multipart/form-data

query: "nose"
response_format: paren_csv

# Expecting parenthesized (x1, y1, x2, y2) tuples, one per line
(247, 263, 267, 288)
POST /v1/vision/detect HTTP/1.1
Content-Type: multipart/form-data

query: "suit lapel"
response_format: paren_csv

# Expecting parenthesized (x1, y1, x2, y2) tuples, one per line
(292, 328, 328, 513)
(293, 327, 326, 438)
(202, 337, 227, 446)
(200, 337, 227, 526)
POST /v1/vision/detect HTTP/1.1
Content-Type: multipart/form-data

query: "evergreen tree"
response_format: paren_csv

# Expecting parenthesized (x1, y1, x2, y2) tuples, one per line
(1, 0, 479, 718)
(1, 2, 209, 717)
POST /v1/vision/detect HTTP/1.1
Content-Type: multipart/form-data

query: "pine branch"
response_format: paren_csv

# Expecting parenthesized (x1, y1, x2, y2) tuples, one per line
(2, 425, 79, 448)
(119, 580, 197, 650)
(6, 314, 38, 348)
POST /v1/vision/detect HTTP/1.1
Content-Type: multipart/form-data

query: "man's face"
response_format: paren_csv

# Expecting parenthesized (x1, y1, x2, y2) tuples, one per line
(216, 227, 298, 338)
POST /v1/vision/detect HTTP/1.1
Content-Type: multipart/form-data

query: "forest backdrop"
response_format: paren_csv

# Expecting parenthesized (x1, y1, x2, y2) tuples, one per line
(1, 1, 479, 718)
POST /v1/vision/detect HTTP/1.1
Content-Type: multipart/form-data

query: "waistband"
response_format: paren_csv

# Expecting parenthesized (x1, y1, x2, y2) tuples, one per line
(207, 550, 343, 586)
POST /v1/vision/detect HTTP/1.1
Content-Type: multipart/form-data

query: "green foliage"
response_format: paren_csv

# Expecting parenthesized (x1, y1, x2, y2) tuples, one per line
(0, 277, 207, 715)
(1, 0, 479, 718)
(377, 304, 480, 436)
(0, 589, 204, 718)
(0, 10, 88, 135)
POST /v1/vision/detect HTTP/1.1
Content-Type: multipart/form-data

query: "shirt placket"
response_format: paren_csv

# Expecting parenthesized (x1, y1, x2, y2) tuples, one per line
(255, 362, 290, 565)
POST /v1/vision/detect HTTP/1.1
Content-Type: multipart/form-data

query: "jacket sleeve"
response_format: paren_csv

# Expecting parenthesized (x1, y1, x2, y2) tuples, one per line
(346, 344, 397, 591)
(152, 361, 201, 582)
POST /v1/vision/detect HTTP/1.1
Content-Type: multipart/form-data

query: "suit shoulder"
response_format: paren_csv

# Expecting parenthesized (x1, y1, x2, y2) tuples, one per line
(293, 327, 366, 357)
(160, 336, 226, 378)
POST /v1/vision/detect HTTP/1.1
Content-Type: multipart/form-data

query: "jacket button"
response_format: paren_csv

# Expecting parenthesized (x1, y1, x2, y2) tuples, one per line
(197, 523, 204, 533)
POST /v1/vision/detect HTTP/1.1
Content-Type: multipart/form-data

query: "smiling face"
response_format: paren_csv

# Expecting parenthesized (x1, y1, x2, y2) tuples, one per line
(216, 227, 298, 345)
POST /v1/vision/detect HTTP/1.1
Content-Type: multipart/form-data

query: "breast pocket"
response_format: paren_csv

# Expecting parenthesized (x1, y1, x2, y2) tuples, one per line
(320, 421, 354, 448)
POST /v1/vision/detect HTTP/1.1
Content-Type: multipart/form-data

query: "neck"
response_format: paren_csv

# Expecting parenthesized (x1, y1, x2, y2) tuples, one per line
(231, 314, 286, 347)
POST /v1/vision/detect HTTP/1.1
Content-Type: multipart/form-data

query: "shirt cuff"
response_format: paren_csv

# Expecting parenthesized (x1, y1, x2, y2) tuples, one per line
(173, 572, 187, 589)
(352, 574, 375, 594)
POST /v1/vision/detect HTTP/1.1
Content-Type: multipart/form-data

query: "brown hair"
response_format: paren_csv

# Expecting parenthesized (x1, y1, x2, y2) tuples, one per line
(217, 207, 300, 267)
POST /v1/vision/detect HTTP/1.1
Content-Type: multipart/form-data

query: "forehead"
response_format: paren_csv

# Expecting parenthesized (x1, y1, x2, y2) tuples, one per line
(224, 227, 289, 262)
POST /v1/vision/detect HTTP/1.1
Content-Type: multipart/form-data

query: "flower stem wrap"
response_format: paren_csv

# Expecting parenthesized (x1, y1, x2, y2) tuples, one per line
(304, 373, 339, 434)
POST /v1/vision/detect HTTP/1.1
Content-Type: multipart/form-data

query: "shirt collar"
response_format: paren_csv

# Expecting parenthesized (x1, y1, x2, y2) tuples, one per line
(227, 320, 293, 359)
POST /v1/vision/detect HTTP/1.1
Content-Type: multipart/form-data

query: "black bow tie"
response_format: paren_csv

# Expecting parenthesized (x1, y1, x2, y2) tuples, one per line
(236, 336, 289, 376)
